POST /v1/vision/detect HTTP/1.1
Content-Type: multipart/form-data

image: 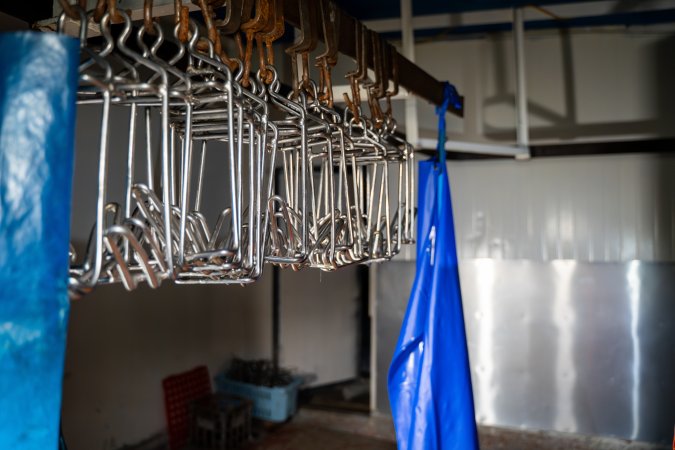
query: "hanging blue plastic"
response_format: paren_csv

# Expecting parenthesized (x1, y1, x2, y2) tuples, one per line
(388, 83, 478, 450)
(0, 32, 79, 448)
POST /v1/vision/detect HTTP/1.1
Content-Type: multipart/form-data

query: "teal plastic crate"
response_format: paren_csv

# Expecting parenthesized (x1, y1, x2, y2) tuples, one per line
(215, 375, 302, 422)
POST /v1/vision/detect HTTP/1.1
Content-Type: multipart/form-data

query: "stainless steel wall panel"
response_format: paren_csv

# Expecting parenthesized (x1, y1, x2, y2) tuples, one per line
(445, 154, 675, 262)
(375, 260, 675, 444)
(373, 264, 416, 415)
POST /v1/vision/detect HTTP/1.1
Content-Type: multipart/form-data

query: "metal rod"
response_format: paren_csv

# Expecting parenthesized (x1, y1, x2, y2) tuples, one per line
(418, 138, 529, 157)
(513, 7, 530, 158)
(272, 264, 280, 375)
(400, 0, 419, 147)
(272, 168, 282, 375)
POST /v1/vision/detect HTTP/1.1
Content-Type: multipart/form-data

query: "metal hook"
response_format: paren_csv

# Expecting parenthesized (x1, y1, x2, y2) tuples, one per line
(240, 0, 270, 87)
(343, 22, 363, 121)
(316, 0, 339, 107)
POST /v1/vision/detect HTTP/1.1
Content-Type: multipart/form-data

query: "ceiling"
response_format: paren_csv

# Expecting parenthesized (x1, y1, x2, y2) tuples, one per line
(2, 0, 672, 33)
(334, 0, 603, 21)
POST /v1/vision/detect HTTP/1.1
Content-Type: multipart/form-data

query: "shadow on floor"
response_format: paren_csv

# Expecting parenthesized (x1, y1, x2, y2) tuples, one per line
(298, 378, 370, 414)
(245, 424, 395, 450)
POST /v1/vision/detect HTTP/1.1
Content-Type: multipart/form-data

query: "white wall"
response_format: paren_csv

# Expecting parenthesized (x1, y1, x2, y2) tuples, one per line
(280, 267, 361, 386)
(62, 281, 271, 450)
(62, 271, 361, 450)
(384, 27, 675, 147)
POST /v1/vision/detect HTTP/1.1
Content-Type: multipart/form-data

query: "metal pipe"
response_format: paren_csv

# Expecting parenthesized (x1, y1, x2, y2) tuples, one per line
(401, 0, 419, 148)
(513, 7, 531, 158)
(272, 168, 283, 375)
(418, 138, 529, 157)
(272, 265, 280, 374)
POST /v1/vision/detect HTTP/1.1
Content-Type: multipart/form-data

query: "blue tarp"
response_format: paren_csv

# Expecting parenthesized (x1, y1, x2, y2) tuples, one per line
(388, 84, 478, 450)
(0, 32, 79, 449)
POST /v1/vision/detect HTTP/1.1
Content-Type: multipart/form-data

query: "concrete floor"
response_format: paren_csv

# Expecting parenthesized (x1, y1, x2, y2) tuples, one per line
(134, 407, 670, 450)
(244, 409, 395, 450)
(242, 408, 670, 450)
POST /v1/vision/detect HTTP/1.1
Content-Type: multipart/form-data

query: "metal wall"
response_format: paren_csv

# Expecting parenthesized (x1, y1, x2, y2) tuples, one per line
(446, 154, 675, 262)
(375, 260, 675, 444)
(375, 154, 675, 444)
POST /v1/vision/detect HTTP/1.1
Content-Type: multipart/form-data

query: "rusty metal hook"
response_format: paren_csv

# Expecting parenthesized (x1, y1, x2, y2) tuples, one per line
(368, 33, 385, 127)
(356, 26, 375, 120)
(58, 0, 87, 20)
(177, 4, 190, 42)
(316, 0, 339, 107)
(384, 42, 399, 121)
(254, 0, 277, 83)
(259, 0, 284, 83)
(342, 21, 362, 121)
(217, 0, 253, 61)
(144, 0, 156, 34)
(285, 0, 318, 96)
(194, 0, 220, 54)
(92, 0, 107, 22)
(241, 0, 271, 86)
(107, 0, 125, 24)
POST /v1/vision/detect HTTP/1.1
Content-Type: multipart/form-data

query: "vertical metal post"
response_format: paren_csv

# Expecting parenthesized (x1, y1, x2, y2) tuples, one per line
(272, 168, 282, 375)
(0, 32, 79, 449)
(401, 0, 418, 148)
(513, 7, 531, 159)
(272, 265, 280, 375)
(398, 0, 418, 264)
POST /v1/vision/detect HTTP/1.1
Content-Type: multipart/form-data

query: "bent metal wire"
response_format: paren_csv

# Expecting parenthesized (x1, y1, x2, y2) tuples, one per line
(61, 0, 415, 298)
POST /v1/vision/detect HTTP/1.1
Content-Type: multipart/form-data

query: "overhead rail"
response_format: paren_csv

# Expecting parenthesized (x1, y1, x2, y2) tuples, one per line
(281, 0, 464, 118)
(43, 0, 464, 118)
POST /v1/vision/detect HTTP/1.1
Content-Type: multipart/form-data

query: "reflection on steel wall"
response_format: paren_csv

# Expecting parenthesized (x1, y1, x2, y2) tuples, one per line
(375, 260, 675, 444)
(446, 154, 675, 262)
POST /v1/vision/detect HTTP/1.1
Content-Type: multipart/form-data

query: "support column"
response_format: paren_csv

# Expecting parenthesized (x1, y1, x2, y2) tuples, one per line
(513, 7, 531, 159)
(401, 0, 418, 148)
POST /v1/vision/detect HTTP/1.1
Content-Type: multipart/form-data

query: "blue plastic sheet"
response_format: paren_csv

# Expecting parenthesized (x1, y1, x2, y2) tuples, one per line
(0, 32, 79, 448)
(388, 84, 478, 450)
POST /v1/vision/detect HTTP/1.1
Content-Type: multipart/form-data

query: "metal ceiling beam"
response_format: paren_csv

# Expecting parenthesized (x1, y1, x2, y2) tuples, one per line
(396, 9, 675, 40)
(43, 0, 464, 117)
(418, 138, 675, 160)
(336, 0, 649, 21)
(364, 1, 675, 35)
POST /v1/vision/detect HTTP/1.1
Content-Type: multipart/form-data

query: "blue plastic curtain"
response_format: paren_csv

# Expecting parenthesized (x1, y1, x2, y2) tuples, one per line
(388, 84, 478, 450)
(0, 32, 79, 448)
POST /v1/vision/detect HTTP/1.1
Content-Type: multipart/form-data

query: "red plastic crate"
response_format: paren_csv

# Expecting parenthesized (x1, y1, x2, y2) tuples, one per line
(162, 366, 212, 450)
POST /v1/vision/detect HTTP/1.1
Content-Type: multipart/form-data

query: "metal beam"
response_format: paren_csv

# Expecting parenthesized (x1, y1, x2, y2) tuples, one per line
(364, 1, 675, 34)
(418, 138, 528, 157)
(418, 138, 675, 159)
(45, 0, 465, 117)
(355, 0, 675, 23)
(282, 0, 464, 117)
(400, 0, 420, 148)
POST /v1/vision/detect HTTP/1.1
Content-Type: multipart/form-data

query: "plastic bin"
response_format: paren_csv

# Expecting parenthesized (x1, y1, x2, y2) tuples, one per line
(189, 393, 252, 449)
(215, 375, 302, 422)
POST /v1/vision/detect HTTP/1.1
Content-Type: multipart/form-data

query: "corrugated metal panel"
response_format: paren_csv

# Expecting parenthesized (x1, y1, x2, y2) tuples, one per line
(446, 153, 675, 262)
(375, 260, 675, 445)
